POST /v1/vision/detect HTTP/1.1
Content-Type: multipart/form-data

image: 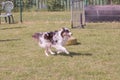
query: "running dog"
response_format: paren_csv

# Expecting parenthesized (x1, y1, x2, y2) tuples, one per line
(32, 28, 72, 56)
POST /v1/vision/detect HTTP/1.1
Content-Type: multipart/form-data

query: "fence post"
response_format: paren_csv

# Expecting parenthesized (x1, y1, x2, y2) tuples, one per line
(36, 0, 39, 9)
(71, 0, 73, 28)
(84, 0, 87, 6)
(20, 0, 23, 23)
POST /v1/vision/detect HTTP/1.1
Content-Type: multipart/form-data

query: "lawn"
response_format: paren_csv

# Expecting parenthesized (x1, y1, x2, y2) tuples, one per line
(0, 11, 120, 80)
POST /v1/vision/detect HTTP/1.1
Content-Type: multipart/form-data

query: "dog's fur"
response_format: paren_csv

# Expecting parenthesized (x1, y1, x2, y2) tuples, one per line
(32, 28, 72, 56)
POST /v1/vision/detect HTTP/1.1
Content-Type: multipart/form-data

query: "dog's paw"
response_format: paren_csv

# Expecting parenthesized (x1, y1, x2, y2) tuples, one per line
(66, 51, 70, 54)
(57, 51, 62, 54)
(50, 52, 56, 55)
(45, 53, 49, 56)
(45, 51, 49, 56)
(64, 50, 69, 54)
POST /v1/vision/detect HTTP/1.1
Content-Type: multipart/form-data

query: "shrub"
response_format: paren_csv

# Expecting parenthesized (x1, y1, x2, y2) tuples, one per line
(46, 0, 64, 11)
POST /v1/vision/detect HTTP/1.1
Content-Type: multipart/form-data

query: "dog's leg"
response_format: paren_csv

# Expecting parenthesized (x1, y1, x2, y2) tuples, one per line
(55, 45, 69, 54)
(62, 47, 69, 54)
(57, 50, 62, 54)
(45, 48, 49, 56)
(48, 48, 55, 55)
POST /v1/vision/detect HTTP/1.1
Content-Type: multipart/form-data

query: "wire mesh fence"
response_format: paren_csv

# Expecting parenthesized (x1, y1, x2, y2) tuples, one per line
(71, 0, 85, 28)
(85, 5, 120, 22)
(71, 0, 120, 28)
(1, 0, 120, 12)
(13, 0, 71, 11)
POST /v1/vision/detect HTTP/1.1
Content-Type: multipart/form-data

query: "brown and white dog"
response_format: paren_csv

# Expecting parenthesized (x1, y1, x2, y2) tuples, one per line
(32, 28, 72, 56)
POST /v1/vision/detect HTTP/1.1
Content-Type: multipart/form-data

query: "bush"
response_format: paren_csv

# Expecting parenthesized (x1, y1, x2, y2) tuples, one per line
(46, 0, 64, 11)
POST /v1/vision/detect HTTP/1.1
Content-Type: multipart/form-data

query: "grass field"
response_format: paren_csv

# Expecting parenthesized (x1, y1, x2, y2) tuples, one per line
(0, 11, 120, 80)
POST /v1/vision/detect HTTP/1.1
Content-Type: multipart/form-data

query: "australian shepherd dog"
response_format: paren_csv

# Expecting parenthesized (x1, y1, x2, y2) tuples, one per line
(32, 28, 72, 56)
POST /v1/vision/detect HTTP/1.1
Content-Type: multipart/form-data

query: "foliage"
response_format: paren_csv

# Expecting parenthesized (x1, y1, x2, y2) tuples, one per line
(46, 0, 64, 11)
(112, 0, 120, 4)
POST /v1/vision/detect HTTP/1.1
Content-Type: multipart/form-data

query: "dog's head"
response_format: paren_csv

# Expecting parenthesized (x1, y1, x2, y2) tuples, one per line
(60, 28, 72, 38)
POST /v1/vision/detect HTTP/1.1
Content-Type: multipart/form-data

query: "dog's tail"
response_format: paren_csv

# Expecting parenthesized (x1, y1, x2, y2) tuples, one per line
(32, 33, 43, 40)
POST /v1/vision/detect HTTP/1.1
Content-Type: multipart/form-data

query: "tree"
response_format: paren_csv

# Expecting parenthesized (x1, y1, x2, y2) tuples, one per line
(46, 0, 64, 11)
(107, 0, 112, 4)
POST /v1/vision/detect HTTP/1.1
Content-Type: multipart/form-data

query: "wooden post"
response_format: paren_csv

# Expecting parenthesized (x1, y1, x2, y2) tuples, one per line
(20, 0, 22, 22)
(82, 0, 86, 27)
(71, 0, 73, 28)
(36, 0, 39, 10)
(0, 9, 2, 24)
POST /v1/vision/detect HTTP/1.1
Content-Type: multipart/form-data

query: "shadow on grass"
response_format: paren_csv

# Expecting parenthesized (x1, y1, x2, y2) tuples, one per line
(57, 52, 92, 57)
(67, 42, 81, 46)
(0, 38, 21, 42)
(0, 26, 26, 30)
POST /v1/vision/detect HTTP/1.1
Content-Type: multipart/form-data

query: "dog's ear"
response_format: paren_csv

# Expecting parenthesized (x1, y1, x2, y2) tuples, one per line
(61, 27, 65, 31)
(61, 30, 65, 38)
(62, 27, 65, 29)
(60, 27, 64, 31)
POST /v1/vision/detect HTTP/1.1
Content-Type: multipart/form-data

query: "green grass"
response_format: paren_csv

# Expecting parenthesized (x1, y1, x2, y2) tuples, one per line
(0, 11, 120, 80)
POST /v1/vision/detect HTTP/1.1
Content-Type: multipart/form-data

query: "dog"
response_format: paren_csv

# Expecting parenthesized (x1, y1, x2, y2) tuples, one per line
(32, 27, 72, 56)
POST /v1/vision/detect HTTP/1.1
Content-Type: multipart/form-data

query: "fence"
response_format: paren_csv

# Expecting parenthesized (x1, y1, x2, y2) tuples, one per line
(12, 0, 72, 11)
(84, 0, 120, 6)
(84, 0, 120, 22)
(85, 5, 120, 22)
(71, 0, 85, 28)
(2, 0, 120, 11)
(71, 0, 120, 28)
